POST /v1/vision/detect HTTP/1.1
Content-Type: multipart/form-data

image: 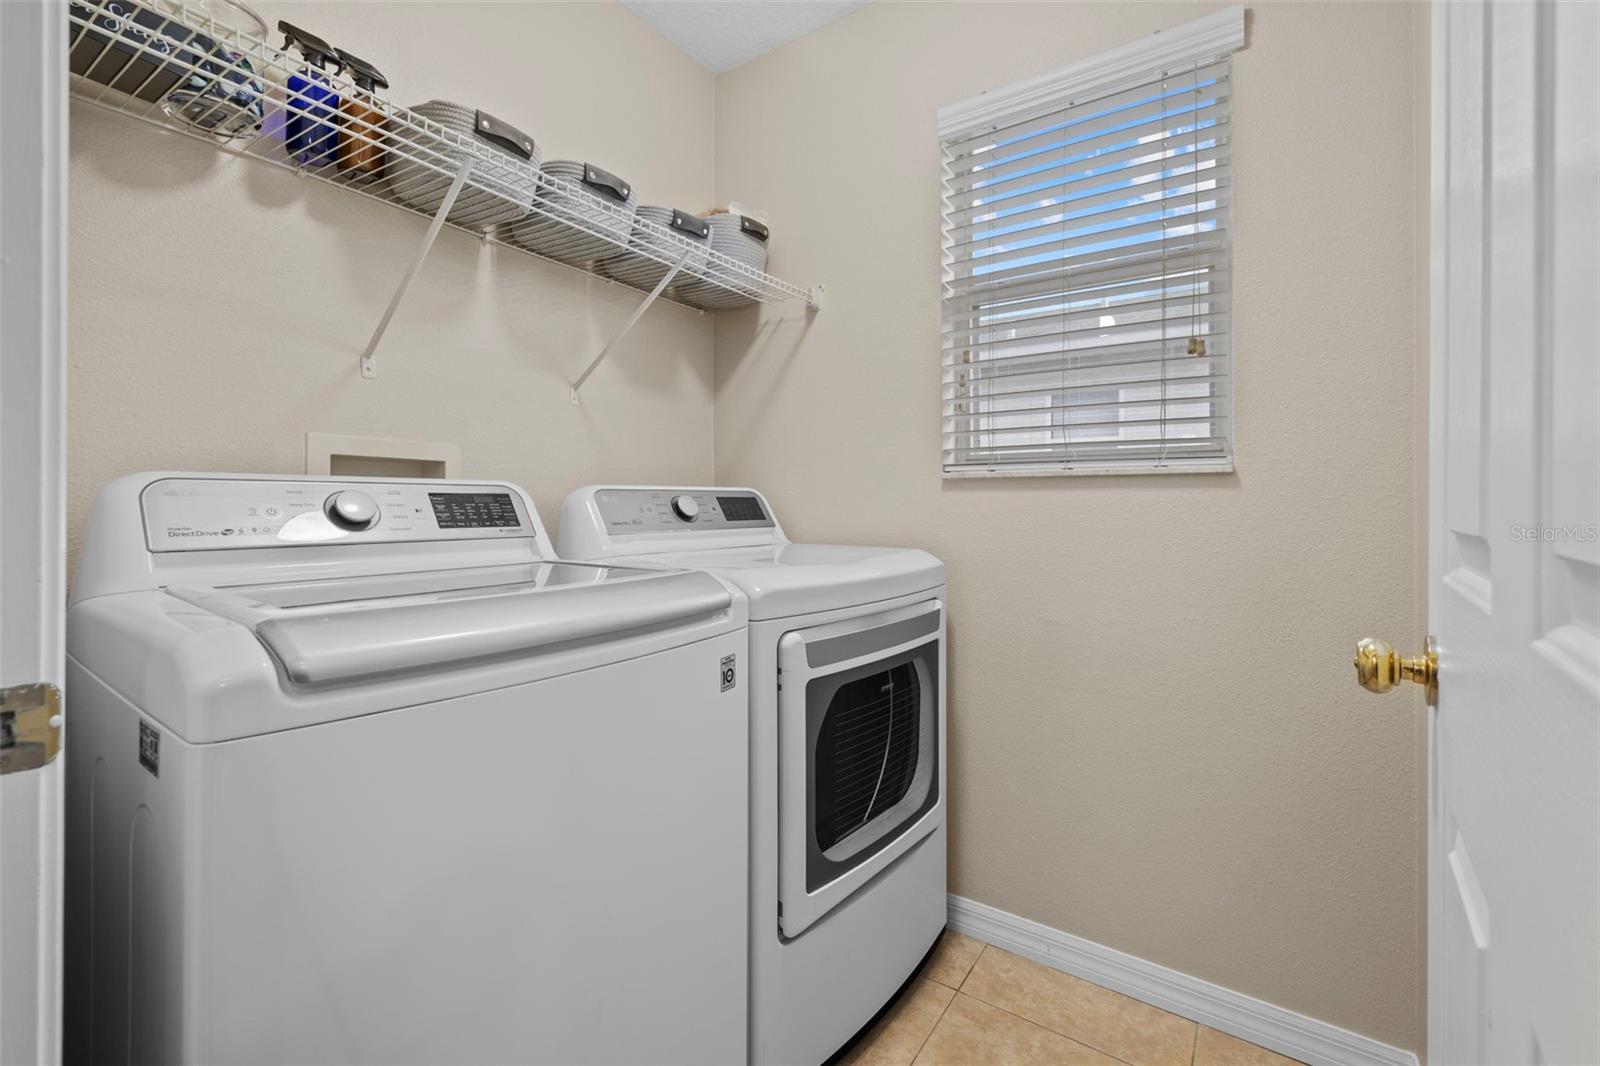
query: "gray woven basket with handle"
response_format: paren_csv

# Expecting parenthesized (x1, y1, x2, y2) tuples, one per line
(599, 206, 711, 295)
(500, 160, 637, 267)
(679, 213, 770, 310)
(385, 100, 541, 228)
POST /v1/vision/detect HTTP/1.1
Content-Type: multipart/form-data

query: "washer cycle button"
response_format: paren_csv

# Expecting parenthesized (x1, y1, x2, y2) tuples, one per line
(325, 490, 381, 531)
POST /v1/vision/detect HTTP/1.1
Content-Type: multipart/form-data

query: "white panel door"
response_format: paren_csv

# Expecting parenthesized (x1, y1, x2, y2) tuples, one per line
(0, 2, 67, 1064)
(1429, 2, 1599, 1063)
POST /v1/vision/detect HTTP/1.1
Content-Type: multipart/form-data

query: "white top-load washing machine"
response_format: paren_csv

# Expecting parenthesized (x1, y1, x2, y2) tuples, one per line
(65, 473, 749, 1066)
(558, 486, 947, 1066)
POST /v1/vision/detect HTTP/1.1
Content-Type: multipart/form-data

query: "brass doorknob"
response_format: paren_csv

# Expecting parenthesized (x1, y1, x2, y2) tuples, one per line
(1354, 636, 1438, 703)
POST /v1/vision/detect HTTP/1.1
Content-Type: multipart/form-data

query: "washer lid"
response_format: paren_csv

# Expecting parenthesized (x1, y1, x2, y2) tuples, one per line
(629, 544, 944, 620)
(167, 561, 731, 686)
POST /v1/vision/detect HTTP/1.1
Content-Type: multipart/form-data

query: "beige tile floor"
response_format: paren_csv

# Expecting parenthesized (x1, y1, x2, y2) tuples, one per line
(839, 932, 1306, 1066)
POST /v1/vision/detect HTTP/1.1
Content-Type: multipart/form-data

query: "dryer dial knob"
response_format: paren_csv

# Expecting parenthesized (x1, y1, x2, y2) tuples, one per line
(325, 490, 380, 531)
(670, 495, 700, 522)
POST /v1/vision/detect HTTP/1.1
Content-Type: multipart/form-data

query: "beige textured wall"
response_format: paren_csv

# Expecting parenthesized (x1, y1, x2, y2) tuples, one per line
(68, 0, 717, 568)
(714, 2, 1426, 1051)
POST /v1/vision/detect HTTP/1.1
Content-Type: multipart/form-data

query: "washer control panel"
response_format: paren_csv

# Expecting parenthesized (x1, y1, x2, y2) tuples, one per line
(141, 478, 534, 551)
(594, 488, 773, 535)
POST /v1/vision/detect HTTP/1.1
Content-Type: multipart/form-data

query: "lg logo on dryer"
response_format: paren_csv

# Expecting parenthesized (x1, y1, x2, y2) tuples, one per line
(720, 655, 737, 692)
(139, 721, 160, 778)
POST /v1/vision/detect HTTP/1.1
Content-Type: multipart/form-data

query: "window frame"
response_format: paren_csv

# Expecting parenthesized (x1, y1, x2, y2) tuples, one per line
(937, 5, 1245, 478)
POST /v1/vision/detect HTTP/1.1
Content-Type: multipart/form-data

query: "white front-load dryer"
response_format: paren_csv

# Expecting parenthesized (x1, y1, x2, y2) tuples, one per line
(559, 486, 948, 1066)
(65, 473, 750, 1066)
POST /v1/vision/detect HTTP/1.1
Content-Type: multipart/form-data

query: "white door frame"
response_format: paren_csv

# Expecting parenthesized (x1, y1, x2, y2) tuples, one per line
(0, 2, 69, 1064)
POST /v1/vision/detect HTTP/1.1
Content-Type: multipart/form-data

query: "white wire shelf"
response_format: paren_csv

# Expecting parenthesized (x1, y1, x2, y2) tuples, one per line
(66, 0, 821, 390)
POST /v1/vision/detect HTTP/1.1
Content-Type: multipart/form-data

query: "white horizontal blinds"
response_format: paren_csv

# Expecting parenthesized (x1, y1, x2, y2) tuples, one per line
(941, 44, 1235, 474)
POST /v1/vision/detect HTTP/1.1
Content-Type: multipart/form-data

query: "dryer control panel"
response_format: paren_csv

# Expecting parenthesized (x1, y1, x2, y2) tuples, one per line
(593, 488, 774, 535)
(141, 477, 536, 551)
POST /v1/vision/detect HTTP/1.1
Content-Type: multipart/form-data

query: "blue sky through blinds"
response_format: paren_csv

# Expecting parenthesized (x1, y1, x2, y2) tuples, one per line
(960, 78, 1224, 279)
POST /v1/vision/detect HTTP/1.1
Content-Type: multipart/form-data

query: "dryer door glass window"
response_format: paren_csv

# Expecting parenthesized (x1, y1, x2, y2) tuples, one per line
(814, 661, 922, 851)
(806, 640, 939, 891)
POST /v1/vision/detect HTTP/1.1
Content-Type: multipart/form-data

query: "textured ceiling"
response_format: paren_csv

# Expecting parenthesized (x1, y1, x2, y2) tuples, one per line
(622, 2, 870, 73)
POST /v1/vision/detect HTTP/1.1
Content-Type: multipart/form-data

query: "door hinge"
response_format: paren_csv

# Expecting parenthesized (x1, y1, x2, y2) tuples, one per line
(1, 683, 62, 775)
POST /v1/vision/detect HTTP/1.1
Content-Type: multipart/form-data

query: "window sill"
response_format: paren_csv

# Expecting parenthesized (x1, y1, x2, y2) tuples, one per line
(942, 459, 1235, 479)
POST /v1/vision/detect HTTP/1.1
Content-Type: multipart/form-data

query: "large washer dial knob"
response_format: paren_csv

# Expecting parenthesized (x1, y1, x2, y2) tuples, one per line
(325, 490, 381, 531)
(670, 495, 700, 522)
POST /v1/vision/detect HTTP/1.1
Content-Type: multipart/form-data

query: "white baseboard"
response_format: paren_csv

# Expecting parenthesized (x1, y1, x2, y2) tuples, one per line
(946, 895, 1418, 1066)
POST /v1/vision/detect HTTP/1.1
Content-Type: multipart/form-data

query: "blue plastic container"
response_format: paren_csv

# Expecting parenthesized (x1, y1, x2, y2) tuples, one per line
(280, 21, 340, 167)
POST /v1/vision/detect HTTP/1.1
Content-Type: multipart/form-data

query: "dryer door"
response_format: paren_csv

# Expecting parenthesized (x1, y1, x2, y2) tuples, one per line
(777, 598, 944, 937)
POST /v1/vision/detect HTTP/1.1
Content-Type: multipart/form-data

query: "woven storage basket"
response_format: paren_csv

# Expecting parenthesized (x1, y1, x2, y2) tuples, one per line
(385, 101, 540, 227)
(679, 213, 770, 310)
(599, 207, 710, 295)
(500, 161, 637, 267)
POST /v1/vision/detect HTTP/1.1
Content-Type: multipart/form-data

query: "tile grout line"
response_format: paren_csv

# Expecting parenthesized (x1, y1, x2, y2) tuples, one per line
(952, 958, 1142, 1066)
(959, 942, 1206, 1066)
(957, 991, 1144, 1066)
(908, 988, 957, 1065)
(956, 932, 1304, 1066)
(907, 943, 975, 1066)
(954, 941, 984, 992)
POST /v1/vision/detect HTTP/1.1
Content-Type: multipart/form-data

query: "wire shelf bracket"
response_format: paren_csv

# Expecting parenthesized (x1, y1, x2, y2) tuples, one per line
(360, 158, 474, 379)
(569, 248, 693, 405)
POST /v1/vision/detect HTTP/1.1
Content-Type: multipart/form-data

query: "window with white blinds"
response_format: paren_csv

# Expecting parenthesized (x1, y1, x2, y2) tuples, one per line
(938, 7, 1243, 476)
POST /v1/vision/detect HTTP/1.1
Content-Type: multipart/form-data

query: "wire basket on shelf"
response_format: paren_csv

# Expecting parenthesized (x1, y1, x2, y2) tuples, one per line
(69, 0, 269, 139)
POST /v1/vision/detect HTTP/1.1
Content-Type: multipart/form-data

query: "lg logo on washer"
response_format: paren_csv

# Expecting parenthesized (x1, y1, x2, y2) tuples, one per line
(721, 654, 737, 692)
